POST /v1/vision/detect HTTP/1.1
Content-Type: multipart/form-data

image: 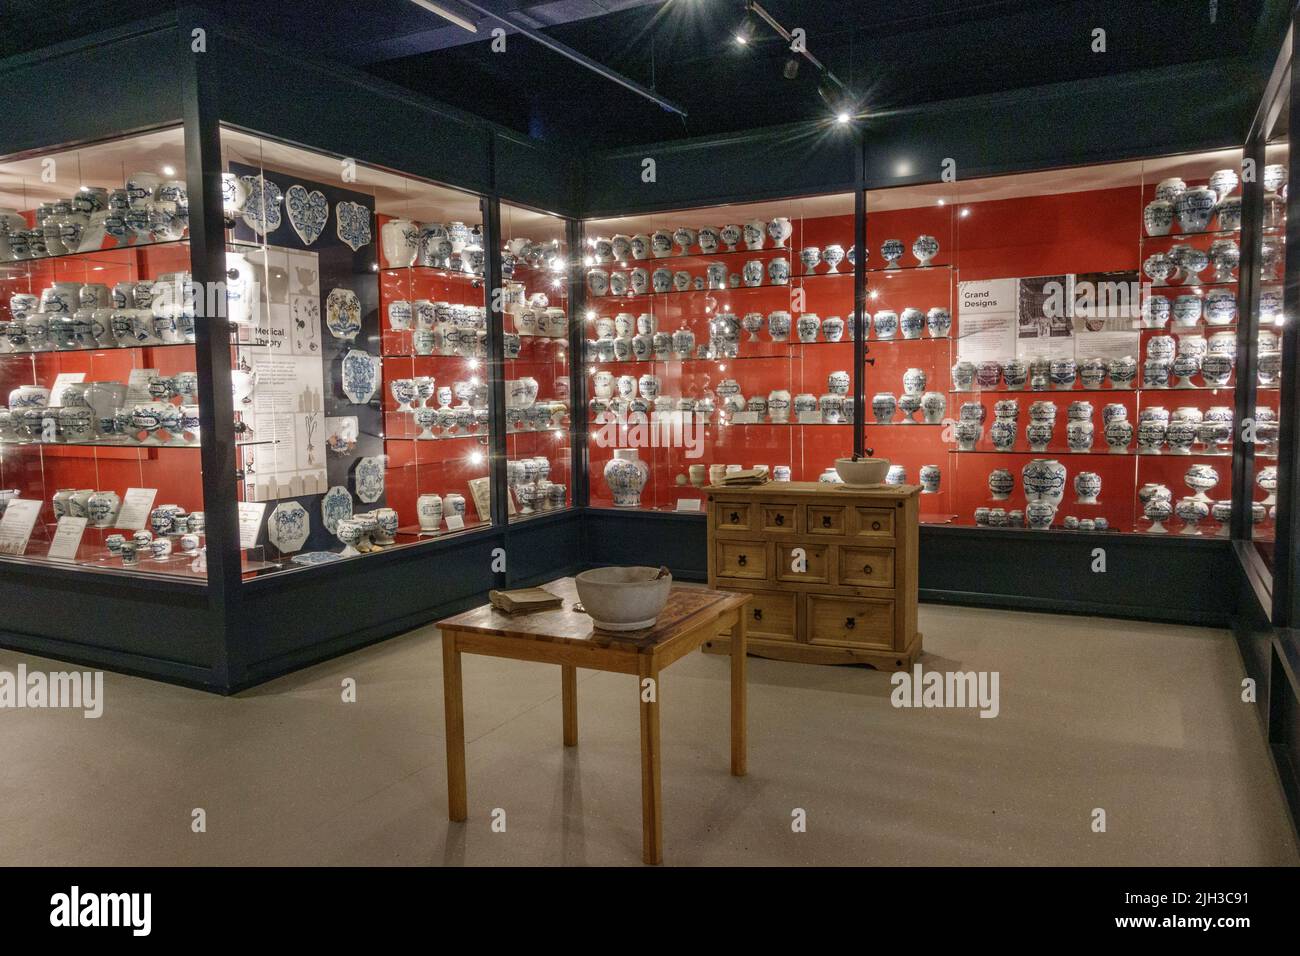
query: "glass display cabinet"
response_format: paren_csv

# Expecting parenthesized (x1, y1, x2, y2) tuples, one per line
(0, 126, 209, 580)
(500, 201, 572, 521)
(862, 149, 1250, 536)
(217, 128, 499, 574)
(581, 194, 857, 511)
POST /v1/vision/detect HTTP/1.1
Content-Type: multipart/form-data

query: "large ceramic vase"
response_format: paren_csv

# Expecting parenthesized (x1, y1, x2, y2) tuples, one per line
(604, 448, 649, 508)
(1022, 458, 1067, 510)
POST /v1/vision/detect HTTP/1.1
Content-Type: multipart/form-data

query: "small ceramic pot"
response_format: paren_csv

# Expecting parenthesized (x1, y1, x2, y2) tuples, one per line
(926, 307, 951, 337)
(921, 392, 946, 424)
(899, 307, 925, 339)
(873, 310, 898, 340)
(1074, 471, 1101, 504)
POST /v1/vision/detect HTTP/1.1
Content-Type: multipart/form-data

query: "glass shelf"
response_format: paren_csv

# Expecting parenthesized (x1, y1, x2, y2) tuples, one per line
(0, 236, 191, 269)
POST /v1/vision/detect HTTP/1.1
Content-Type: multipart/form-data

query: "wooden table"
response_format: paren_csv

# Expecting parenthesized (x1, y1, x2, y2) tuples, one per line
(436, 578, 750, 865)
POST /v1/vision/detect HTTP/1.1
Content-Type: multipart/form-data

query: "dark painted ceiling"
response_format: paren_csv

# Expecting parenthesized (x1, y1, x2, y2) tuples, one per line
(0, 0, 1278, 147)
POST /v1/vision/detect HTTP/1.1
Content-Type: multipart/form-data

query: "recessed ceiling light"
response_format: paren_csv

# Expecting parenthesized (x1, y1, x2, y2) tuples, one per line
(161, 165, 175, 176)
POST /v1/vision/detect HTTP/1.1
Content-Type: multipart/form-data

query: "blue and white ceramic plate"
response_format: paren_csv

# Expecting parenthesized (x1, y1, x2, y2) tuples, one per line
(325, 287, 362, 340)
(240, 175, 283, 236)
(290, 551, 343, 566)
(285, 184, 328, 245)
(321, 485, 353, 535)
(355, 456, 385, 504)
(336, 201, 372, 251)
(341, 348, 379, 404)
(267, 500, 310, 553)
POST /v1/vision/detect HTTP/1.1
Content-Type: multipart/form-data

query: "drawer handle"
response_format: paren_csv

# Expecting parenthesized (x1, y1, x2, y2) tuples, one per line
(844, 616, 856, 630)
(863, 564, 873, 575)
(871, 520, 881, 531)
(730, 511, 740, 524)
(753, 608, 763, 621)
(774, 513, 784, 526)
(737, 554, 747, 567)
(822, 515, 832, 528)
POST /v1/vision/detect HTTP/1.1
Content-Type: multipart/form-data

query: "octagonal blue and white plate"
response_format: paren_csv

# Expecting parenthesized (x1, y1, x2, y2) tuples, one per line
(268, 500, 309, 553)
(355, 456, 385, 504)
(321, 485, 353, 535)
(341, 348, 379, 404)
(325, 287, 362, 341)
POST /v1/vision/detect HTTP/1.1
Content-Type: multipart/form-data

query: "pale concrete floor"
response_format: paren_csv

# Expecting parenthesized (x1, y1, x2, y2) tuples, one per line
(0, 604, 1296, 866)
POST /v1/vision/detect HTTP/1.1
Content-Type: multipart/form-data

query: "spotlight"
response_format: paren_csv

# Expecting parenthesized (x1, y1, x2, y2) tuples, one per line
(734, 16, 756, 46)
(835, 111, 851, 125)
(783, 57, 800, 80)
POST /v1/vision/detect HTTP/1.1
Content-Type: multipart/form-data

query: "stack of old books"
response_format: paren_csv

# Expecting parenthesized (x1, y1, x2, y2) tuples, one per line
(718, 468, 770, 487)
(488, 587, 563, 615)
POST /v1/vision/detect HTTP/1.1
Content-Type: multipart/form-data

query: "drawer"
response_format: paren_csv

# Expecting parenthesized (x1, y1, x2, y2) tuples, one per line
(716, 540, 767, 580)
(807, 594, 895, 649)
(729, 589, 797, 642)
(837, 546, 895, 588)
(806, 505, 847, 536)
(761, 503, 798, 533)
(851, 506, 895, 539)
(775, 543, 829, 584)
(714, 500, 754, 534)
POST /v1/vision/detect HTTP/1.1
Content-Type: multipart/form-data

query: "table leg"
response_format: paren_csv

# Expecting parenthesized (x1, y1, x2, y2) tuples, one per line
(731, 608, 748, 777)
(561, 664, 578, 747)
(638, 657, 663, 865)
(442, 629, 467, 822)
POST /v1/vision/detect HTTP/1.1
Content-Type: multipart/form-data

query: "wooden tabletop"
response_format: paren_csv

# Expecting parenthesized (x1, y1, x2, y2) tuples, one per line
(708, 481, 920, 497)
(436, 578, 747, 653)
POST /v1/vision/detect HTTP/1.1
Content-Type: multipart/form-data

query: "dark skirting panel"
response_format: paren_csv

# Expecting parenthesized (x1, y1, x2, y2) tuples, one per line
(581, 509, 708, 581)
(0, 565, 222, 688)
(920, 526, 1239, 626)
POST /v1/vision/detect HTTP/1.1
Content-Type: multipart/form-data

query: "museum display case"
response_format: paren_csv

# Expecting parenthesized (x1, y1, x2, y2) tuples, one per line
(218, 127, 499, 574)
(500, 200, 573, 522)
(861, 149, 1256, 536)
(0, 126, 211, 580)
(581, 195, 858, 511)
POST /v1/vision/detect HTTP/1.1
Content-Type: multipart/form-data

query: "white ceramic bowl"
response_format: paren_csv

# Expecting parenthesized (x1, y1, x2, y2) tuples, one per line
(834, 457, 890, 487)
(575, 565, 672, 631)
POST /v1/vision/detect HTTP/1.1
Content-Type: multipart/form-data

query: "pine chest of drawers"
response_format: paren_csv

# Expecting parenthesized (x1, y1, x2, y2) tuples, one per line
(704, 482, 921, 670)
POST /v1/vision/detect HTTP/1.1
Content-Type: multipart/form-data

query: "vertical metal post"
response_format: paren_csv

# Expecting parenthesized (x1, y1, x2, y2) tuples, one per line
(1233, 133, 1266, 543)
(853, 129, 867, 458)
(567, 217, 589, 507)
(180, 10, 239, 688)
(482, 193, 508, 542)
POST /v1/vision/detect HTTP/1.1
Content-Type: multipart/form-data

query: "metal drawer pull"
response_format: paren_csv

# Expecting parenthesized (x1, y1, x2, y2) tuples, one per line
(844, 617, 856, 630)
(822, 515, 832, 528)
(753, 608, 763, 621)
(871, 520, 881, 531)
(863, 564, 873, 575)
(737, 554, 747, 566)
(730, 511, 740, 523)
(774, 513, 784, 525)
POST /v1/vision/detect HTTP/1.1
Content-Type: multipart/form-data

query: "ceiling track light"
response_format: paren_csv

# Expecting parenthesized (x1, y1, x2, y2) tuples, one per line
(409, 0, 479, 33)
(736, 1, 857, 121)
(409, 0, 686, 116)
